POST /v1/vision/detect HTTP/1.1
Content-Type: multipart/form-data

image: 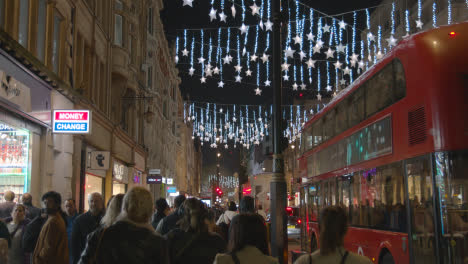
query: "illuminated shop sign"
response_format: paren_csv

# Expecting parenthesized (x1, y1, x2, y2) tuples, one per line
(52, 110, 91, 134)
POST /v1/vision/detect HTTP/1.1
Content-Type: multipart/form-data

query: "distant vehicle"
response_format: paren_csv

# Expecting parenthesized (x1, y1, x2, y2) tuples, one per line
(286, 206, 300, 241)
(298, 23, 468, 264)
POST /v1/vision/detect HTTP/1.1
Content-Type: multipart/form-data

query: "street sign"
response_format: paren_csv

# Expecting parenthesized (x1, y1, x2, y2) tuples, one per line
(167, 186, 177, 193)
(147, 175, 162, 184)
(149, 169, 161, 175)
(90, 151, 110, 170)
(167, 178, 173, 185)
(52, 110, 91, 134)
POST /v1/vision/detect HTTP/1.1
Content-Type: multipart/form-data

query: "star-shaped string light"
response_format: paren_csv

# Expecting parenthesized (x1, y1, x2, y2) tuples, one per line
(307, 32, 315, 41)
(219, 12, 227, 22)
(333, 61, 342, 69)
(340, 79, 346, 85)
(213, 67, 220, 75)
(200, 76, 206, 83)
(313, 44, 322, 54)
(239, 24, 248, 34)
(343, 66, 351, 75)
(358, 60, 365, 69)
(283, 74, 289, 81)
(300, 83, 306, 90)
(265, 20, 273, 31)
(317, 94, 322, 101)
(281, 62, 291, 71)
(223, 55, 232, 64)
(189, 67, 195, 76)
(251, 54, 258, 61)
(336, 43, 346, 53)
(322, 24, 330, 33)
(218, 81, 225, 88)
(235, 75, 242, 82)
(416, 19, 424, 29)
(284, 47, 295, 58)
(292, 83, 298, 90)
(326, 48, 335, 59)
(245, 69, 252, 76)
(250, 3, 260, 15)
(294, 35, 302, 45)
(259, 21, 264, 30)
(299, 51, 307, 61)
(367, 32, 375, 42)
(376, 51, 384, 60)
(254, 87, 262, 95)
(326, 85, 332, 91)
(209, 8, 217, 21)
(306, 58, 316, 68)
(198, 57, 205, 64)
(205, 69, 213, 77)
(182, 48, 189, 56)
(261, 53, 269, 63)
(175, 56, 179, 63)
(386, 35, 397, 47)
(350, 53, 359, 63)
(264, 80, 271, 86)
(339, 20, 347, 29)
(231, 5, 236, 17)
(182, 0, 194, 7)
(234, 64, 243, 72)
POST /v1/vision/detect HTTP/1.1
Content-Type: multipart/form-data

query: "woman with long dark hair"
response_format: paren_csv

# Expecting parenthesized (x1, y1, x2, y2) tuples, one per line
(166, 198, 226, 264)
(294, 206, 373, 264)
(214, 213, 279, 264)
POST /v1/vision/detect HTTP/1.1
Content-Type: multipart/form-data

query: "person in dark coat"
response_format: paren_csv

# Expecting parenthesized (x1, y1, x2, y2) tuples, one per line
(155, 194, 186, 235)
(0, 191, 16, 220)
(0, 220, 10, 263)
(166, 198, 226, 264)
(239, 196, 255, 213)
(152, 198, 169, 229)
(70, 192, 104, 264)
(92, 187, 169, 264)
(6, 204, 31, 264)
(21, 193, 41, 220)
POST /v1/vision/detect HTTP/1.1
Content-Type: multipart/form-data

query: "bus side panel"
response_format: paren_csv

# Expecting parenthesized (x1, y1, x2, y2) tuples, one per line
(344, 227, 410, 264)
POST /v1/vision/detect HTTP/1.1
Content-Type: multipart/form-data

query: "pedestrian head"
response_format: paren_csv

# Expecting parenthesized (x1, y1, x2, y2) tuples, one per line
(178, 198, 209, 233)
(64, 199, 76, 216)
(21, 193, 33, 205)
(228, 213, 269, 255)
(88, 192, 104, 216)
(174, 194, 186, 209)
(318, 206, 348, 255)
(11, 204, 26, 223)
(41, 191, 62, 215)
(258, 204, 263, 210)
(227, 201, 237, 211)
(4, 191, 15, 202)
(101, 194, 124, 228)
(120, 187, 153, 224)
(239, 196, 255, 213)
(155, 198, 169, 215)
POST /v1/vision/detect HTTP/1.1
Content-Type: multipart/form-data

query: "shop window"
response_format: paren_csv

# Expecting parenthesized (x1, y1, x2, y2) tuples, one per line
(36, 0, 47, 62)
(52, 12, 63, 74)
(18, 0, 29, 48)
(0, 122, 31, 201)
(114, 14, 123, 46)
(147, 7, 153, 35)
(0, 0, 4, 29)
(84, 174, 104, 211)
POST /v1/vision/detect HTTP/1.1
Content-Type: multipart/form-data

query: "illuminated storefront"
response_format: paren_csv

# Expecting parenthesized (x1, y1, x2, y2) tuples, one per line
(0, 122, 31, 202)
(113, 160, 128, 195)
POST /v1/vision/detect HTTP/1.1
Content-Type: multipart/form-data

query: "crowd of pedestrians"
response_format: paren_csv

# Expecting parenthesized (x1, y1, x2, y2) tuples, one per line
(0, 189, 374, 264)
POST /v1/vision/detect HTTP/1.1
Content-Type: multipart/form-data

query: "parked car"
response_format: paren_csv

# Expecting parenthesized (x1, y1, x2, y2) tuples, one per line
(266, 206, 301, 241)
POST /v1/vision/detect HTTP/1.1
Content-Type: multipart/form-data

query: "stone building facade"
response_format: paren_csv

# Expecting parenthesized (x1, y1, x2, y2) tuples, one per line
(0, 0, 200, 211)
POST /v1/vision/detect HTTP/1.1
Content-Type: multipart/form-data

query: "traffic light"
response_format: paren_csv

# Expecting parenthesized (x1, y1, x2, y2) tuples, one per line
(215, 187, 223, 196)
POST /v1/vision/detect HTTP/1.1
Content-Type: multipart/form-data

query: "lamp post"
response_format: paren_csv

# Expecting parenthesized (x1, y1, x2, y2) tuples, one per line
(270, 0, 287, 262)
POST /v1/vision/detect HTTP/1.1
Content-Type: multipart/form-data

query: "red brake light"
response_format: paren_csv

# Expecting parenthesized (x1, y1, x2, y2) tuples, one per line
(449, 31, 456, 37)
(297, 219, 302, 224)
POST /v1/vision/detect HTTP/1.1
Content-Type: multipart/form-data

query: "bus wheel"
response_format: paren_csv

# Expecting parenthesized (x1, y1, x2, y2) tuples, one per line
(379, 250, 394, 264)
(310, 235, 318, 252)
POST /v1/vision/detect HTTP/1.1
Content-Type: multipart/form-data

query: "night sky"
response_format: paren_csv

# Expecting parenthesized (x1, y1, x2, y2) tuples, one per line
(160, 0, 383, 106)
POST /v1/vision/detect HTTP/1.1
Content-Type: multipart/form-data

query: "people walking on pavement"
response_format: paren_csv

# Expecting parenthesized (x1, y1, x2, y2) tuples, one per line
(90, 187, 169, 264)
(166, 198, 226, 264)
(155, 194, 186, 235)
(0, 221, 9, 263)
(21, 193, 41, 220)
(152, 198, 170, 229)
(70, 192, 105, 264)
(32, 191, 68, 264)
(257, 205, 268, 221)
(294, 206, 373, 264)
(214, 213, 279, 264)
(78, 194, 124, 264)
(0, 191, 16, 220)
(217, 201, 238, 225)
(64, 199, 79, 253)
(6, 204, 31, 264)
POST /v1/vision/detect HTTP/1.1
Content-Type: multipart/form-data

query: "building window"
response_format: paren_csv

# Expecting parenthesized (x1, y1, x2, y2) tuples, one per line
(0, 0, 5, 28)
(52, 13, 62, 74)
(115, 0, 123, 10)
(18, 0, 29, 47)
(114, 14, 123, 46)
(37, 0, 47, 62)
(147, 7, 153, 35)
(147, 66, 152, 88)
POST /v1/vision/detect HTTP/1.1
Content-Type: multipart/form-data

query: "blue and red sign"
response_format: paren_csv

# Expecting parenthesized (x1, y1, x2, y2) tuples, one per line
(52, 110, 91, 134)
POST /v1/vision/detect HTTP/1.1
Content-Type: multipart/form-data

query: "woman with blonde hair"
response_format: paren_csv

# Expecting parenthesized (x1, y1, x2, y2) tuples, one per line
(84, 187, 168, 264)
(166, 198, 226, 264)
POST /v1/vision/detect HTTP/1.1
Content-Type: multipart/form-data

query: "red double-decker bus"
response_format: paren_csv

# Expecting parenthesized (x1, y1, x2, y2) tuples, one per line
(298, 22, 468, 264)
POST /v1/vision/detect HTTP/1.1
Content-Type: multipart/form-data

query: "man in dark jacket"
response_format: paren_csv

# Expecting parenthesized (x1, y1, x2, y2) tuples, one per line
(152, 198, 170, 229)
(22, 193, 41, 220)
(0, 191, 16, 220)
(155, 194, 186, 235)
(70, 192, 104, 264)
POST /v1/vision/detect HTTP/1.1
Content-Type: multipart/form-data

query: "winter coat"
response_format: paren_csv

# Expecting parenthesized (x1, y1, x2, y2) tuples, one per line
(22, 215, 46, 253)
(151, 212, 166, 230)
(0, 220, 10, 247)
(23, 204, 41, 221)
(71, 211, 103, 264)
(91, 220, 169, 264)
(155, 209, 182, 235)
(214, 245, 279, 264)
(166, 228, 226, 264)
(0, 201, 16, 220)
(216, 210, 238, 225)
(294, 248, 373, 264)
(32, 213, 69, 264)
(6, 218, 30, 264)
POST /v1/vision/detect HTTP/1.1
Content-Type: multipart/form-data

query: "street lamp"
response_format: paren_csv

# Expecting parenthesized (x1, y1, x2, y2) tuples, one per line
(217, 152, 221, 157)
